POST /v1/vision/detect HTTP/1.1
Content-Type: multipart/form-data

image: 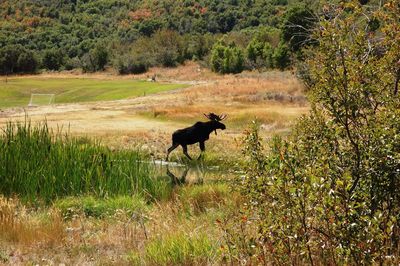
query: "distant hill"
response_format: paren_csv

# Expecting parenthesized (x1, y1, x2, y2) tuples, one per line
(0, 1, 297, 54)
(0, 0, 376, 74)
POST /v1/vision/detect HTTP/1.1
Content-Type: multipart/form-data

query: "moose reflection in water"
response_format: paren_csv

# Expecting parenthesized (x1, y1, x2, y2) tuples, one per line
(166, 113, 227, 161)
(165, 164, 204, 186)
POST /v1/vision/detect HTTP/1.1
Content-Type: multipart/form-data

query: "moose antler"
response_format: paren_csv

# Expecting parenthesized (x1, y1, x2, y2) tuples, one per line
(204, 113, 227, 121)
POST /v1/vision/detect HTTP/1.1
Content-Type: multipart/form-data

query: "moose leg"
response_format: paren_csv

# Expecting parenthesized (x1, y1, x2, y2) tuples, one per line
(166, 143, 179, 161)
(182, 145, 193, 160)
(197, 141, 205, 160)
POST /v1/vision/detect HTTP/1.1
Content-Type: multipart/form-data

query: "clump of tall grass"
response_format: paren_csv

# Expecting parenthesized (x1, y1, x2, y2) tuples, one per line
(129, 233, 217, 265)
(54, 195, 147, 219)
(0, 196, 65, 245)
(0, 120, 161, 202)
(177, 183, 231, 215)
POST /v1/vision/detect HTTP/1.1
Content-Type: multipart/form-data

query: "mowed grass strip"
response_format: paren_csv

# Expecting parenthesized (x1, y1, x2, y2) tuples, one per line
(0, 77, 187, 108)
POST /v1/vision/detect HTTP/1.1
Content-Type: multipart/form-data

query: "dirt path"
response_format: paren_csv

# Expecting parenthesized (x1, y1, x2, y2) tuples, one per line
(0, 89, 188, 134)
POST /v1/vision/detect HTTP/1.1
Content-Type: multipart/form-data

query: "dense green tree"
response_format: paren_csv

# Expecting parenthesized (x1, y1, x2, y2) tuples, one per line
(91, 44, 109, 71)
(0, 45, 38, 74)
(262, 43, 274, 68)
(42, 49, 66, 71)
(272, 42, 290, 70)
(281, 4, 316, 52)
(152, 30, 185, 67)
(81, 43, 109, 72)
(114, 53, 149, 74)
(210, 41, 226, 73)
(186, 33, 215, 60)
(222, 45, 244, 74)
(0, 45, 21, 74)
(17, 50, 39, 73)
(210, 40, 244, 74)
(246, 38, 264, 64)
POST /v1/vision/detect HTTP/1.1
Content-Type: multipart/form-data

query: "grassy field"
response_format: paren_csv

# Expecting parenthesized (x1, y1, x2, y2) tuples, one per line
(0, 77, 187, 108)
(0, 66, 307, 264)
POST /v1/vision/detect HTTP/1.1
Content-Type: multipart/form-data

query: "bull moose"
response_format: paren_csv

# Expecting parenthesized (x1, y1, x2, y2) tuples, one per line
(166, 113, 227, 161)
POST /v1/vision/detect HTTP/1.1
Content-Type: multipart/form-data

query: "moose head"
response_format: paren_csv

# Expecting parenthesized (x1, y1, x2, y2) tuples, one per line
(203, 113, 227, 135)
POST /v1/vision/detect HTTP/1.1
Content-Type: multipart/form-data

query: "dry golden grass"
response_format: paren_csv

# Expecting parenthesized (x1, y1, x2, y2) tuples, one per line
(0, 184, 242, 265)
(6, 61, 218, 82)
(134, 61, 222, 82)
(0, 197, 65, 247)
(184, 75, 303, 98)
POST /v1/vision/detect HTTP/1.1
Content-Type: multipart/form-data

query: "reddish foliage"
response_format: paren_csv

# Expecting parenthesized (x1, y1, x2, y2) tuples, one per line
(128, 9, 152, 21)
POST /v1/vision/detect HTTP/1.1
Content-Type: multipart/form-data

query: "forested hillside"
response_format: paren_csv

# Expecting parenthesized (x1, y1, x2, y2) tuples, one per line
(0, 0, 373, 74)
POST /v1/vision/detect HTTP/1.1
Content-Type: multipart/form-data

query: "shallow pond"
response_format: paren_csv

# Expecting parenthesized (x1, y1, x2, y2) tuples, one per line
(145, 159, 238, 186)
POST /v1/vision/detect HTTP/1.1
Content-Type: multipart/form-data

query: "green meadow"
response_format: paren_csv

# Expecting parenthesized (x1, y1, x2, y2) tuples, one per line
(0, 77, 187, 108)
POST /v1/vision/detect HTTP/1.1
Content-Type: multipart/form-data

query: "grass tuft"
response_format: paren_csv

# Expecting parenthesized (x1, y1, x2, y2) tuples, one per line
(54, 195, 148, 219)
(177, 183, 231, 215)
(129, 233, 216, 265)
(0, 196, 65, 246)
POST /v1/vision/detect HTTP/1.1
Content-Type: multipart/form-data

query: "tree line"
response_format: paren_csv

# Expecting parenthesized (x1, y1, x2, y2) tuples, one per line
(0, 0, 320, 75)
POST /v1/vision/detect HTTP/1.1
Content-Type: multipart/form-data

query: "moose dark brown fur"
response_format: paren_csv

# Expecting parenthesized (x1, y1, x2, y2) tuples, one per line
(166, 113, 227, 160)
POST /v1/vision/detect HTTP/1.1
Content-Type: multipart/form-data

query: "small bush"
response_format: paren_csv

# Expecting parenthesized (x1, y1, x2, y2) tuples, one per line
(210, 41, 244, 74)
(115, 54, 149, 74)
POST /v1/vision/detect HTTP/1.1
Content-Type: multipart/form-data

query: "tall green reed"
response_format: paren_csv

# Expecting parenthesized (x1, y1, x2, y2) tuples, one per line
(0, 119, 163, 203)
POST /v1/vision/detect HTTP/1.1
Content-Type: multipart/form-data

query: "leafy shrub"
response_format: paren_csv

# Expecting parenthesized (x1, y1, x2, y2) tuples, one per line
(64, 57, 81, 70)
(235, 2, 400, 264)
(246, 38, 276, 69)
(115, 54, 149, 74)
(223, 45, 244, 74)
(210, 41, 225, 73)
(246, 38, 264, 66)
(152, 30, 186, 67)
(16, 50, 39, 73)
(42, 49, 66, 71)
(272, 42, 290, 70)
(81, 43, 109, 72)
(210, 41, 244, 74)
(262, 43, 274, 68)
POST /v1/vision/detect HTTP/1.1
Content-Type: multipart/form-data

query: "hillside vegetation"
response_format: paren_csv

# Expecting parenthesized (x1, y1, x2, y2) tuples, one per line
(0, 0, 324, 74)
